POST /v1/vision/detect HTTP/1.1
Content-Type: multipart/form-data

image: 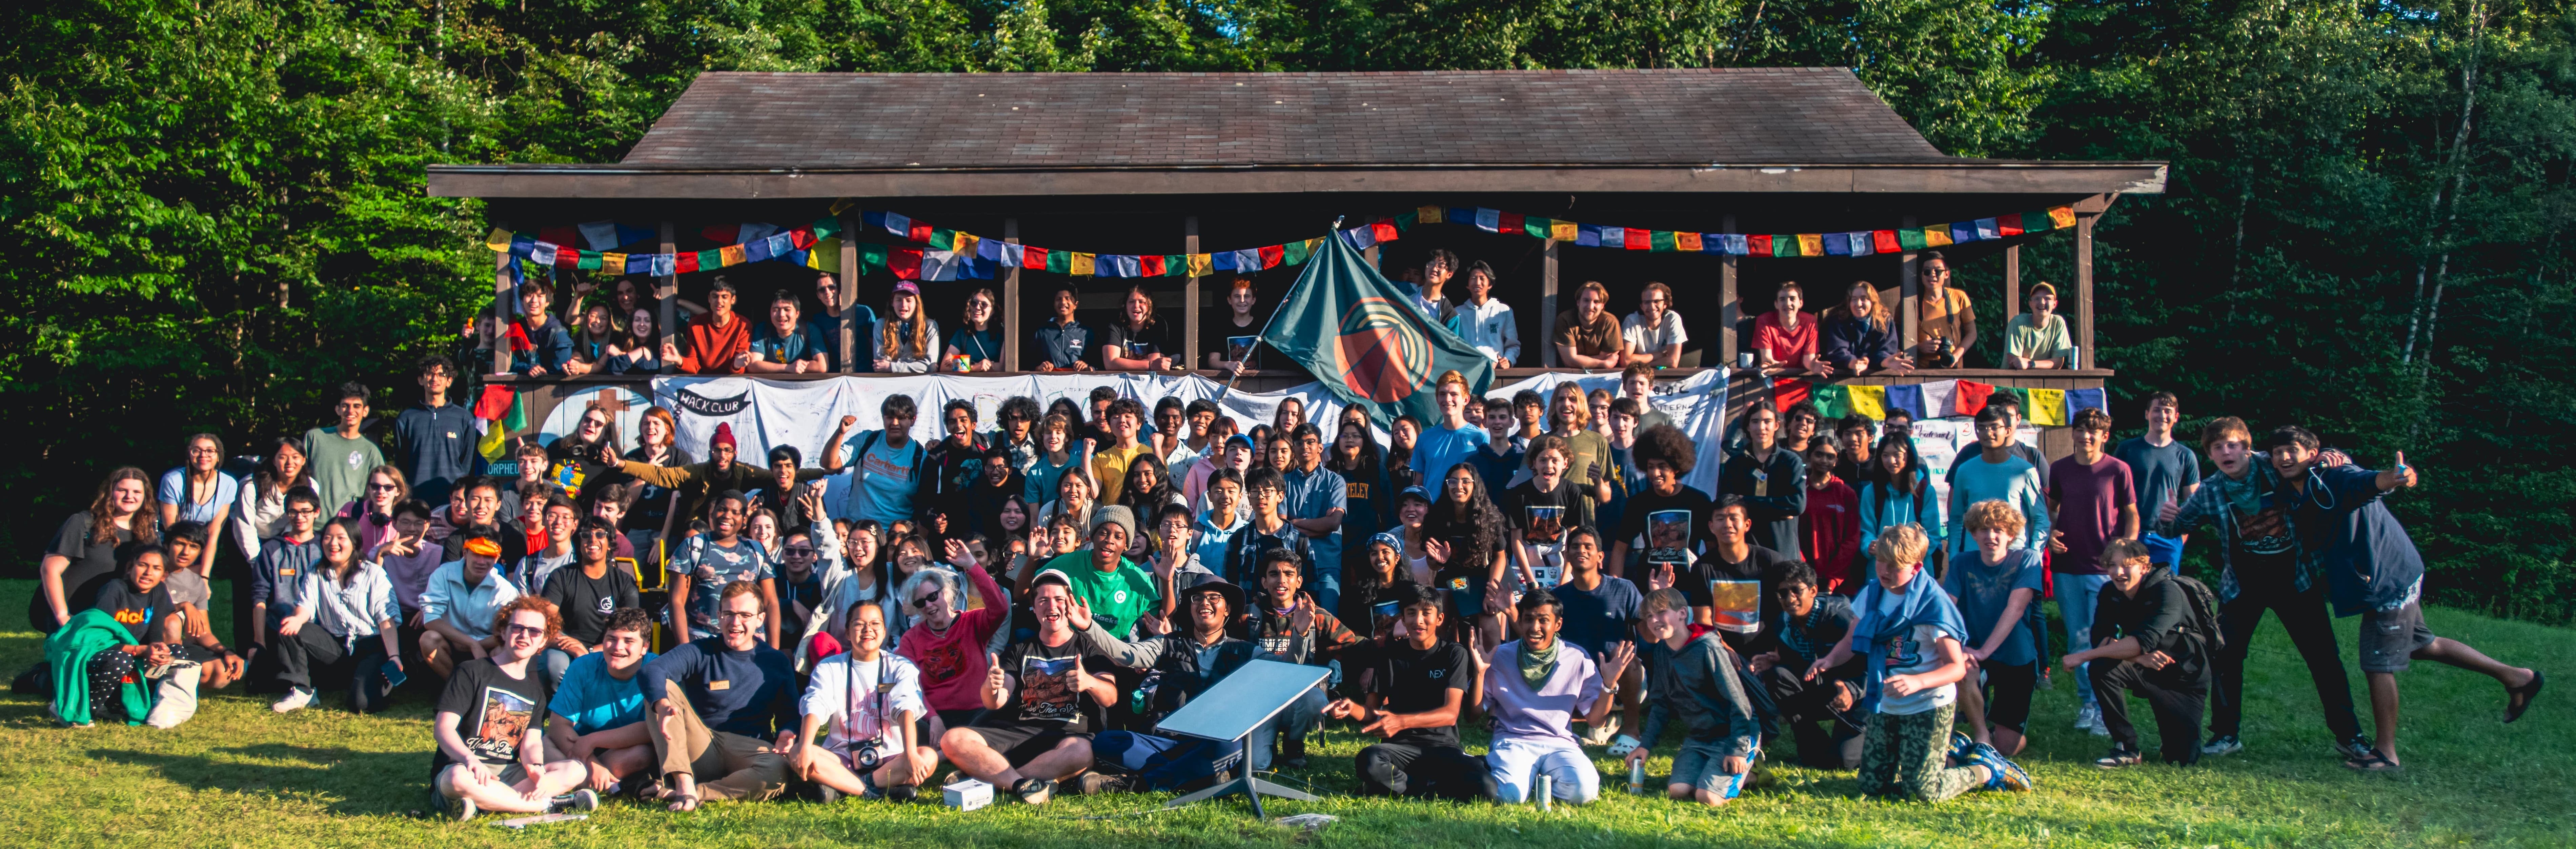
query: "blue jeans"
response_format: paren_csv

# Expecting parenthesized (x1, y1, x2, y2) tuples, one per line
(1246, 681, 1329, 771)
(1092, 731, 1242, 791)
(2055, 572, 2110, 708)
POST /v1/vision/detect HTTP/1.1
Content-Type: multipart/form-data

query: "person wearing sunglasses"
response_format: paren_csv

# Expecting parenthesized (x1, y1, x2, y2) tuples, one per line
(431, 596, 597, 821)
(893, 536, 1012, 744)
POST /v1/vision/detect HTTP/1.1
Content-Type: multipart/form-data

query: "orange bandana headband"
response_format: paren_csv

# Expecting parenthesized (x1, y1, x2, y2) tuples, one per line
(462, 537, 502, 558)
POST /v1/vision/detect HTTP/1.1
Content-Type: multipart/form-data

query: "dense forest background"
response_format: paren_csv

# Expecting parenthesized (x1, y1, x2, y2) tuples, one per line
(7, 0, 2573, 621)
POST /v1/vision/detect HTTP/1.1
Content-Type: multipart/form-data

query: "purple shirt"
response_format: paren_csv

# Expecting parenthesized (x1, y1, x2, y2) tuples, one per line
(1481, 640, 1605, 744)
(2046, 454, 2136, 576)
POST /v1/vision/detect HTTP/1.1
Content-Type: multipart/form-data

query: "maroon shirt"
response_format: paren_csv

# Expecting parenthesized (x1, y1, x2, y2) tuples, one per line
(2046, 454, 2136, 576)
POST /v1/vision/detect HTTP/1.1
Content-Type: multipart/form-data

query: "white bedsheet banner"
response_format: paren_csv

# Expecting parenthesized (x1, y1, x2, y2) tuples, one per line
(647, 370, 1730, 515)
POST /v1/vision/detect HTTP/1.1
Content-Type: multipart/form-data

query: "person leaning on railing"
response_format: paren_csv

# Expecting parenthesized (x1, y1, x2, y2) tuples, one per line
(2003, 282, 2077, 370)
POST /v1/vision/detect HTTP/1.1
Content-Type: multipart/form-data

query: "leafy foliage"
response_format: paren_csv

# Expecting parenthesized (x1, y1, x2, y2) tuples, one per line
(5, 0, 2572, 620)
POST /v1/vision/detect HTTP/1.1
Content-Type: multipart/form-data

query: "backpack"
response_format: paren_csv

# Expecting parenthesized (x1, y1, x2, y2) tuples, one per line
(2168, 572, 2227, 654)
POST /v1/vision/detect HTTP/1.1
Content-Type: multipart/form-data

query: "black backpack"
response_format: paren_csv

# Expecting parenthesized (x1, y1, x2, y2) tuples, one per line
(2168, 572, 2227, 654)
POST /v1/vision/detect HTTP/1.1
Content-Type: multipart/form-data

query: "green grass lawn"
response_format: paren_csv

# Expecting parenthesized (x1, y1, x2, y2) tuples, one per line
(0, 578, 2567, 848)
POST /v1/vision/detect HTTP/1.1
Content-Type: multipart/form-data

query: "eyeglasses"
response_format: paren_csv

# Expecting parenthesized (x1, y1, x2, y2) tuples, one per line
(368, 482, 401, 492)
(285, 507, 321, 517)
(783, 546, 817, 557)
(503, 624, 547, 637)
(914, 593, 943, 606)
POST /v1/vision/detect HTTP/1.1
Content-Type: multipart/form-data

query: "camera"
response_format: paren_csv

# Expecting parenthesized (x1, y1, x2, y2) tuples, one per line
(852, 740, 884, 771)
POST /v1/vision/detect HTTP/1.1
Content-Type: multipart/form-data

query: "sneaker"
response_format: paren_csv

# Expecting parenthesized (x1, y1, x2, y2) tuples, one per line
(2072, 704, 2101, 732)
(549, 789, 599, 812)
(1974, 745, 2036, 791)
(270, 687, 315, 714)
(1606, 734, 1643, 757)
(1948, 731, 1978, 762)
(1011, 777, 1055, 805)
(2338, 735, 2376, 763)
(2200, 735, 2243, 757)
(884, 784, 917, 804)
(1077, 773, 1128, 795)
(940, 770, 965, 789)
(1582, 714, 1623, 746)
(817, 785, 842, 804)
(452, 795, 480, 822)
(1281, 738, 1309, 770)
(2094, 747, 2143, 769)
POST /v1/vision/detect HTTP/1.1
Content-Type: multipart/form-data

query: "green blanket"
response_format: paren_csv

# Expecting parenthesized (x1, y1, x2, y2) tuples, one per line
(44, 608, 155, 726)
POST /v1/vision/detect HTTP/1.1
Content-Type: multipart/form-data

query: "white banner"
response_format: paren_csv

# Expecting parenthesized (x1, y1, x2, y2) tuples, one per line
(648, 370, 1729, 518)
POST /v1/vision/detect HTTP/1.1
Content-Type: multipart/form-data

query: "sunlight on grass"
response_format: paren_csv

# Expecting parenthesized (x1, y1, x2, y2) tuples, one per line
(0, 580, 2565, 847)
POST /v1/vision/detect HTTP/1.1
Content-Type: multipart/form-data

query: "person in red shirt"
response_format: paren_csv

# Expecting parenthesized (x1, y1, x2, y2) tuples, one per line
(895, 539, 1011, 745)
(1752, 283, 1824, 375)
(666, 277, 751, 374)
(1800, 441, 1860, 593)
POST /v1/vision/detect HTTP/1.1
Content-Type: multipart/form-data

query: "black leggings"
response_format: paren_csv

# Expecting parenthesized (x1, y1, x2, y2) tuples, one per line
(273, 626, 393, 713)
(87, 648, 138, 723)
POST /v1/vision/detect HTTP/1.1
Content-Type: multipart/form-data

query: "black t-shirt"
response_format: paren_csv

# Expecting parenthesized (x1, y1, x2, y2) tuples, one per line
(1685, 543, 1795, 652)
(1101, 321, 1172, 364)
(546, 439, 611, 502)
(45, 512, 134, 625)
(430, 658, 550, 775)
(1614, 486, 1715, 562)
(983, 637, 1093, 733)
(542, 563, 642, 647)
(1504, 477, 1594, 588)
(1205, 312, 1265, 368)
(1363, 639, 1474, 749)
(92, 580, 177, 644)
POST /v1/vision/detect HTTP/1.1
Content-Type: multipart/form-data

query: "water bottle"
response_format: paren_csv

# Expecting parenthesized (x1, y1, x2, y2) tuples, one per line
(1628, 759, 1646, 795)
(1535, 774, 1553, 811)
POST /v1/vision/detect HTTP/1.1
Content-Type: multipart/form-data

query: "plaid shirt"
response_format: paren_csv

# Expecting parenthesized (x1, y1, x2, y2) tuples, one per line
(2154, 455, 2307, 602)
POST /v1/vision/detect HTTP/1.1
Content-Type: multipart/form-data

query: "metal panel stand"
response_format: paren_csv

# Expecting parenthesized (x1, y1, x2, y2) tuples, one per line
(1150, 659, 1330, 819)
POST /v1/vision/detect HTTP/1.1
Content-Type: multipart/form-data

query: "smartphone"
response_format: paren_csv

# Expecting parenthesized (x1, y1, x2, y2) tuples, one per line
(381, 659, 408, 688)
(1372, 600, 1399, 619)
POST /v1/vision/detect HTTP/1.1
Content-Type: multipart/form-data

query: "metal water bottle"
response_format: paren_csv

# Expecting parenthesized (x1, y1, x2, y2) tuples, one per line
(1536, 774, 1553, 811)
(1628, 759, 1646, 794)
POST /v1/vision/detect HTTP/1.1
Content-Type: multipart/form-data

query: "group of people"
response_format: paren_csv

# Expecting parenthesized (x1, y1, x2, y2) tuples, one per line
(1747, 251, 2081, 376)
(26, 349, 2545, 817)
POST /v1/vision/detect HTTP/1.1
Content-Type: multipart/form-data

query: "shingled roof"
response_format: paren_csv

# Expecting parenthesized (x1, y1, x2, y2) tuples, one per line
(621, 68, 1949, 169)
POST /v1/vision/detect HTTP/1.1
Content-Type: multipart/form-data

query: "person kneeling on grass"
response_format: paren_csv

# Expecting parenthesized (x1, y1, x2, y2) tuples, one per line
(1807, 524, 2032, 801)
(641, 580, 798, 810)
(544, 607, 660, 797)
(431, 596, 598, 821)
(1744, 561, 1865, 769)
(1622, 587, 1763, 806)
(1480, 589, 1635, 805)
(1326, 584, 1497, 802)
(796, 600, 937, 803)
(939, 571, 1113, 806)
(1945, 500, 2047, 759)
(2065, 538, 2214, 768)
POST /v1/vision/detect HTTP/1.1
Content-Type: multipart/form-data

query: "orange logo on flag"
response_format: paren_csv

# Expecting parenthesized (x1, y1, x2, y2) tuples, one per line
(1333, 297, 1432, 403)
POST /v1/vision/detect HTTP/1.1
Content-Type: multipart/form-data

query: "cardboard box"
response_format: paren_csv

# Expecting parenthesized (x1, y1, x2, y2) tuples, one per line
(943, 778, 993, 811)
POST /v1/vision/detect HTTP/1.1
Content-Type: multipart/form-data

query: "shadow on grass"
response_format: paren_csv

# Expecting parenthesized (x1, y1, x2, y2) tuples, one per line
(88, 743, 430, 816)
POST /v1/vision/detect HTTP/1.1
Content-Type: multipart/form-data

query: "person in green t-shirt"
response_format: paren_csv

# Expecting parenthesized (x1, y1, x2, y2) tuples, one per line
(305, 382, 387, 515)
(1036, 505, 1164, 640)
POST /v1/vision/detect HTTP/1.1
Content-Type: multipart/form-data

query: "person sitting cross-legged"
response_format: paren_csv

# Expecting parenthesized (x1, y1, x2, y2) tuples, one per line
(1479, 589, 1636, 805)
(641, 581, 798, 810)
(1078, 576, 1276, 793)
(796, 600, 938, 803)
(430, 596, 597, 821)
(269, 518, 402, 714)
(543, 607, 660, 796)
(940, 570, 1115, 805)
(1327, 584, 1497, 802)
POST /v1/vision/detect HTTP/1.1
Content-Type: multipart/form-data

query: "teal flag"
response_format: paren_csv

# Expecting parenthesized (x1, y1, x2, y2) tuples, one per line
(1259, 229, 1495, 427)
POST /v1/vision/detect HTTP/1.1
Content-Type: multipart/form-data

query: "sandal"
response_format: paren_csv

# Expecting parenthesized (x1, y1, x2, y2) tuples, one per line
(666, 792, 703, 812)
(2506, 670, 2544, 724)
(2342, 750, 2403, 773)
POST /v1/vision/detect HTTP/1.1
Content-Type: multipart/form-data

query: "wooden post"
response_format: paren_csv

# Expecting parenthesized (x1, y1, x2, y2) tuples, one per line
(490, 243, 513, 376)
(1003, 218, 1022, 371)
(1184, 216, 1201, 372)
(1899, 215, 1920, 352)
(1540, 239, 1560, 368)
(1720, 214, 1739, 369)
(2004, 244, 2021, 321)
(2075, 213, 2094, 371)
(838, 213, 859, 373)
(657, 221, 679, 375)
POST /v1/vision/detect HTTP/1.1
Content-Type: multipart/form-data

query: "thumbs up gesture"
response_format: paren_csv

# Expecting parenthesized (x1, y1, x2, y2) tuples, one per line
(2382, 451, 2417, 491)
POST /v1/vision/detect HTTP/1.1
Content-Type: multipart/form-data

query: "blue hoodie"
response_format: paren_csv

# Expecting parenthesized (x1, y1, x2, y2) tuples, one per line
(1849, 567, 1971, 714)
(2281, 461, 2422, 617)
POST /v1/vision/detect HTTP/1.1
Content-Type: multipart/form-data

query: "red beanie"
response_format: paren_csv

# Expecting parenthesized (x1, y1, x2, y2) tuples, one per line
(711, 422, 737, 450)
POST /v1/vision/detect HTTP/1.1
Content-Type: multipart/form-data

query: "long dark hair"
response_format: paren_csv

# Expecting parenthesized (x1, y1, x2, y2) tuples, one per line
(1119, 454, 1179, 514)
(1326, 420, 1384, 486)
(254, 437, 307, 498)
(1871, 437, 1924, 514)
(1421, 465, 1503, 576)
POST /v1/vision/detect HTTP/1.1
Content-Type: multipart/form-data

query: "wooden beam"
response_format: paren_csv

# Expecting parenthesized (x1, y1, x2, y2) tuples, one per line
(1540, 239, 1560, 368)
(1003, 218, 1022, 371)
(838, 213, 859, 373)
(1364, 243, 1379, 270)
(1899, 214, 1920, 352)
(2004, 244, 2021, 322)
(1184, 215, 1200, 372)
(658, 221, 679, 375)
(2075, 212, 2095, 370)
(490, 243, 513, 377)
(1720, 214, 1739, 369)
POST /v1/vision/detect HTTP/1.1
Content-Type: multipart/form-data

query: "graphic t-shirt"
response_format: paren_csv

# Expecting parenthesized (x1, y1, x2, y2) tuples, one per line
(985, 638, 1092, 732)
(1685, 544, 1794, 647)
(2213, 472, 2295, 557)
(669, 537, 773, 629)
(1042, 553, 1159, 639)
(432, 658, 548, 775)
(1363, 639, 1476, 749)
(1614, 487, 1715, 563)
(92, 580, 178, 643)
(41, 512, 133, 627)
(848, 433, 925, 527)
(542, 564, 641, 647)
(1503, 477, 1594, 589)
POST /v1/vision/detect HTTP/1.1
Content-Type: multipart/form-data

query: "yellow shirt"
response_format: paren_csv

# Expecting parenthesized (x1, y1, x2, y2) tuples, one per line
(1091, 443, 1154, 504)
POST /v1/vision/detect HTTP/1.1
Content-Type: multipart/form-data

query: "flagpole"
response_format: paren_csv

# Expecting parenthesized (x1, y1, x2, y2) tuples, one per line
(1223, 217, 1342, 396)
